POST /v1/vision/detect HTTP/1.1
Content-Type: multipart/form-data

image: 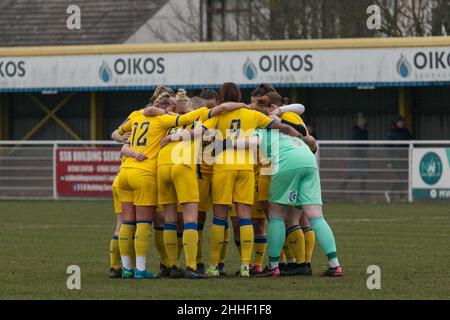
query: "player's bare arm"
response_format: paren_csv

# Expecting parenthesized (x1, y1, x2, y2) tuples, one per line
(302, 135, 318, 153)
(120, 143, 148, 162)
(269, 121, 302, 138)
(280, 119, 308, 137)
(111, 130, 131, 143)
(209, 102, 249, 116)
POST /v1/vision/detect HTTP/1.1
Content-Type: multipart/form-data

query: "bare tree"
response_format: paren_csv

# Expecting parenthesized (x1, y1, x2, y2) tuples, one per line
(147, 0, 444, 42)
(375, 0, 433, 36)
(146, 0, 202, 42)
(432, 0, 450, 35)
(262, 0, 375, 39)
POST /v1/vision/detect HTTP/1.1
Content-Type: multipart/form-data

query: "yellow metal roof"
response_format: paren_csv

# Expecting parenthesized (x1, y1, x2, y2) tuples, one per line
(1, 37, 450, 57)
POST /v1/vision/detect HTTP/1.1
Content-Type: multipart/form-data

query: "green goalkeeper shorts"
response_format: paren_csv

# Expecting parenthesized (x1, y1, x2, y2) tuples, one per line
(269, 167, 323, 207)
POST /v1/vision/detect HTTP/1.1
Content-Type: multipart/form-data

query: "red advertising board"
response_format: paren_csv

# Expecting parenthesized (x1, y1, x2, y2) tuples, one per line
(56, 147, 122, 197)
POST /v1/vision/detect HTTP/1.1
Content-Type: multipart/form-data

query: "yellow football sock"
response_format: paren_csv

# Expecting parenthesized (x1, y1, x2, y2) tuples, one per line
(183, 223, 199, 270)
(164, 223, 178, 267)
(110, 235, 121, 270)
(130, 233, 136, 269)
(154, 227, 170, 267)
(118, 221, 136, 270)
(134, 221, 152, 258)
(282, 236, 295, 262)
(177, 232, 183, 261)
(253, 234, 267, 267)
(287, 225, 305, 264)
(219, 224, 230, 264)
(239, 218, 254, 265)
(280, 250, 286, 263)
(196, 223, 204, 264)
(209, 216, 226, 266)
(303, 227, 316, 264)
(129, 232, 136, 269)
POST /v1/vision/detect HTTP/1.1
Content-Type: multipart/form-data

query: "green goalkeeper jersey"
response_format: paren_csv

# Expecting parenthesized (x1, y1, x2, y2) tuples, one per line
(256, 128, 317, 174)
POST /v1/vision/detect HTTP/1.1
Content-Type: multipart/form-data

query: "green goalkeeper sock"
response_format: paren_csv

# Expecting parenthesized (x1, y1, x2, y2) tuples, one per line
(267, 215, 286, 269)
(310, 215, 340, 268)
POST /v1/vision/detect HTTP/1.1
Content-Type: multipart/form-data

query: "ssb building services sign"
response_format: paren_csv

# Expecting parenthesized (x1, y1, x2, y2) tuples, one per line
(412, 148, 450, 200)
(56, 147, 121, 197)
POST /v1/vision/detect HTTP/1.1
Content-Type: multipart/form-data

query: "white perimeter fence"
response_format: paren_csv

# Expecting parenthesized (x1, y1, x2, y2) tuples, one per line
(1, 140, 450, 202)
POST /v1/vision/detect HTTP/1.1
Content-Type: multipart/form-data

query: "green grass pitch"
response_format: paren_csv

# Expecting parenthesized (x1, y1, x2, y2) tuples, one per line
(0, 201, 449, 300)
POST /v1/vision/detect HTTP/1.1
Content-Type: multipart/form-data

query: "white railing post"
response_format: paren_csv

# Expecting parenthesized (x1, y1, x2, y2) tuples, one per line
(53, 142, 58, 200)
(408, 141, 413, 203)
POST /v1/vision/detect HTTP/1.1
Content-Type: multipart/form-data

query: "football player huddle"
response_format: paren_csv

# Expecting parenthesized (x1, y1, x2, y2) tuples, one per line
(108, 82, 342, 280)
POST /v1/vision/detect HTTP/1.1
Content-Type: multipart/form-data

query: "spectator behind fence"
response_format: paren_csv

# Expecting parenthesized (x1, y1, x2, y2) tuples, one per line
(340, 113, 368, 194)
(387, 115, 413, 141)
(350, 113, 368, 141)
(386, 115, 412, 201)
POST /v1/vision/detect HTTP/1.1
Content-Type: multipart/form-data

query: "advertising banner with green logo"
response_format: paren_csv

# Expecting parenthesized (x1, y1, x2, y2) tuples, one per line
(412, 148, 450, 200)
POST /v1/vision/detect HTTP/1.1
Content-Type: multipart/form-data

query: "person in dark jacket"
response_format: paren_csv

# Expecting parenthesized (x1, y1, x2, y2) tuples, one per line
(340, 113, 369, 193)
(387, 115, 413, 140)
(349, 113, 368, 141)
(386, 115, 412, 200)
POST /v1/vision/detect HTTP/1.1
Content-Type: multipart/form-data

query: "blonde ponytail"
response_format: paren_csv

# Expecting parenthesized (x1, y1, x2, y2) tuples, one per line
(176, 88, 190, 103)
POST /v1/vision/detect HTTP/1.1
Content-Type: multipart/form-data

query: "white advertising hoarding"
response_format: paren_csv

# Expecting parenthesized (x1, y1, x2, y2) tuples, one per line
(412, 148, 450, 200)
(1, 46, 450, 91)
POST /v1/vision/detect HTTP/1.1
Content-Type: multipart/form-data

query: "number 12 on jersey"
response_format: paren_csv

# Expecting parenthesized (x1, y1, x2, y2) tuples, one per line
(131, 121, 150, 146)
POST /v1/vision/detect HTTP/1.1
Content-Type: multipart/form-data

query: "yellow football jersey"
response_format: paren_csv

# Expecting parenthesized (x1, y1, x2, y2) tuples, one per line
(280, 112, 308, 134)
(158, 107, 210, 168)
(117, 109, 144, 130)
(118, 109, 206, 172)
(202, 109, 273, 171)
(115, 108, 144, 166)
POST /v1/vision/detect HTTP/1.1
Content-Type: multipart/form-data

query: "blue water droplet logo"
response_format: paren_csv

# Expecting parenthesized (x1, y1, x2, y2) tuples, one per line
(99, 62, 112, 83)
(243, 58, 257, 80)
(396, 54, 411, 78)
